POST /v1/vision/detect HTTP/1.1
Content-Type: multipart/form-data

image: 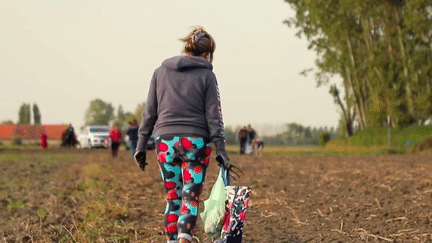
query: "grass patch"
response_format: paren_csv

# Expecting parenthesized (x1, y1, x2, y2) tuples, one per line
(109, 235, 130, 243)
(37, 208, 48, 218)
(263, 148, 385, 156)
(227, 144, 385, 156)
(50, 152, 83, 160)
(0, 154, 22, 161)
(331, 125, 432, 150)
(227, 125, 432, 156)
(7, 200, 25, 210)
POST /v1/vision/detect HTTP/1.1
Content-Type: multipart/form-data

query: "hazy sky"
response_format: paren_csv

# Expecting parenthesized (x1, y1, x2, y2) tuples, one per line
(0, 0, 342, 132)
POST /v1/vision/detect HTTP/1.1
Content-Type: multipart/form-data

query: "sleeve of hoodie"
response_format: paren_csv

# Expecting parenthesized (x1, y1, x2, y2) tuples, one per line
(136, 71, 158, 153)
(205, 73, 228, 158)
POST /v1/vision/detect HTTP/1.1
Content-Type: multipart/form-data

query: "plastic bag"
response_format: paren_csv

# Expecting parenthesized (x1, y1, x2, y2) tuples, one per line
(200, 168, 229, 240)
(245, 143, 253, 155)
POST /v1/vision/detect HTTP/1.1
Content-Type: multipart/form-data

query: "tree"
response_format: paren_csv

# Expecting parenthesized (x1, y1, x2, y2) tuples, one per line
(284, 123, 305, 145)
(18, 103, 31, 124)
(115, 105, 126, 129)
(224, 126, 237, 145)
(124, 112, 136, 123)
(330, 85, 354, 136)
(261, 123, 337, 146)
(1, 120, 14, 124)
(318, 132, 331, 147)
(304, 127, 312, 139)
(134, 103, 146, 125)
(33, 104, 41, 124)
(284, 0, 432, 131)
(84, 99, 114, 126)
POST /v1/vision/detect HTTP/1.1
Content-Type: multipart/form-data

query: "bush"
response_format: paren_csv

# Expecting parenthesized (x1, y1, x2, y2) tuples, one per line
(318, 132, 331, 147)
(11, 137, 22, 146)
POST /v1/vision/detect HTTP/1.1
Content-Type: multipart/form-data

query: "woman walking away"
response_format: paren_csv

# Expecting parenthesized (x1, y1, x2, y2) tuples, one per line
(134, 26, 235, 243)
(109, 123, 122, 158)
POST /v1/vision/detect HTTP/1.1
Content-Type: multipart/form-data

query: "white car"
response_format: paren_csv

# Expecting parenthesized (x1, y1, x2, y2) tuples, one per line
(78, 125, 110, 148)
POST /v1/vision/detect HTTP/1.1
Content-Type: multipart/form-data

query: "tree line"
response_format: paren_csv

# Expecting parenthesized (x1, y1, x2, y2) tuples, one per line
(262, 123, 338, 146)
(284, 0, 432, 136)
(84, 100, 337, 146)
(224, 123, 338, 146)
(84, 98, 145, 129)
(2, 103, 43, 125)
(5, 99, 338, 147)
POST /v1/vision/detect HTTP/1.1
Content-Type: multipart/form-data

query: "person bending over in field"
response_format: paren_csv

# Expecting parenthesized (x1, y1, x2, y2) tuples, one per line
(134, 26, 235, 243)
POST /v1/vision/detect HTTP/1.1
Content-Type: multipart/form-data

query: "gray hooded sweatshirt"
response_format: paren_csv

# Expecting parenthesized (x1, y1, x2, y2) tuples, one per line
(136, 55, 227, 155)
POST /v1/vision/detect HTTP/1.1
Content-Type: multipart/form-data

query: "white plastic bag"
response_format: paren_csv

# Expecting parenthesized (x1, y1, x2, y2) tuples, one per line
(200, 168, 229, 240)
(245, 143, 253, 155)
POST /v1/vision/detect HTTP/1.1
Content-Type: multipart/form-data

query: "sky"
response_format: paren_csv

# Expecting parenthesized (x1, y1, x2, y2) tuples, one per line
(0, 0, 342, 134)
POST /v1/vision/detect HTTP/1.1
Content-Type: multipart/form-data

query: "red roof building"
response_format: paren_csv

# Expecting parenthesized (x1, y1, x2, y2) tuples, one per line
(44, 125, 69, 139)
(0, 124, 68, 139)
(0, 124, 14, 140)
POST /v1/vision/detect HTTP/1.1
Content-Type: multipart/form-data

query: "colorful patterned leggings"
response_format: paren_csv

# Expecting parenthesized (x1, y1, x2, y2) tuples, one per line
(155, 135, 212, 242)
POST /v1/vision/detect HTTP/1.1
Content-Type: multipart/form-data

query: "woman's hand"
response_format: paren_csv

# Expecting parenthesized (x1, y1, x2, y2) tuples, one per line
(215, 153, 243, 181)
(134, 151, 148, 171)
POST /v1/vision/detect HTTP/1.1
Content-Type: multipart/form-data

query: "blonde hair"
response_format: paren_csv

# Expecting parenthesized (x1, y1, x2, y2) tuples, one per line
(180, 26, 216, 62)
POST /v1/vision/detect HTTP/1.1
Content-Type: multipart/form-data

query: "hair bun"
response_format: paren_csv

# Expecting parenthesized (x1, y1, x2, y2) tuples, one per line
(180, 26, 215, 59)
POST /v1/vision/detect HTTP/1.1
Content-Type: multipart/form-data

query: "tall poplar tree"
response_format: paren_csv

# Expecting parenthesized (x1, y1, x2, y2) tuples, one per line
(284, 0, 432, 133)
(134, 103, 146, 125)
(33, 104, 41, 124)
(18, 103, 31, 124)
(115, 105, 126, 128)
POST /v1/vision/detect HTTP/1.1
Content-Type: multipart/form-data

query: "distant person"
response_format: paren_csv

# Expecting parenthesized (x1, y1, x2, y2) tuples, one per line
(134, 26, 237, 243)
(40, 133, 48, 149)
(109, 123, 122, 158)
(63, 124, 78, 148)
(253, 138, 264, 156)
(62, 126, 70, 147)
(238, 126, 248, 154)
(61, 131, 67, 147)
(126, 119, 139, 157)
(246, 124, 256, 155)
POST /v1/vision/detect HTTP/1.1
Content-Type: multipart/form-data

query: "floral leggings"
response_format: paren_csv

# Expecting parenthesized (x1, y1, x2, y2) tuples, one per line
(155, 135, 212, 242)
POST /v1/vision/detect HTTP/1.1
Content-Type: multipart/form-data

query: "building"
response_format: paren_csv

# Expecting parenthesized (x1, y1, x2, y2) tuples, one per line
(0, 124, 68, 144)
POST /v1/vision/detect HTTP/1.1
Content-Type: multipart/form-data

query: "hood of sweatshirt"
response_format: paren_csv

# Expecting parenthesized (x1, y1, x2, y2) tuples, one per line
(162, 55, 213, 71)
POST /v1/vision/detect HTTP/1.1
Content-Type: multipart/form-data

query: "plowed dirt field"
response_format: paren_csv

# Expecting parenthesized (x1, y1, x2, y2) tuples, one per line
(1, 149, 432, 243)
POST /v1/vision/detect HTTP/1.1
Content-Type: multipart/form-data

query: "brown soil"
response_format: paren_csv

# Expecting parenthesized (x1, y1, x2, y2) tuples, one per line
(1, 149, 432, 242)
